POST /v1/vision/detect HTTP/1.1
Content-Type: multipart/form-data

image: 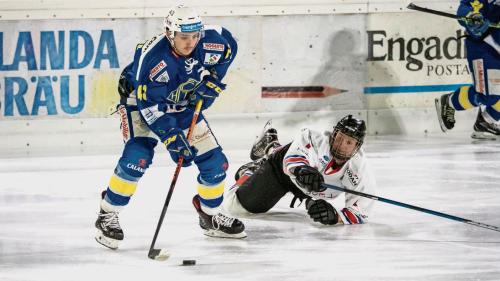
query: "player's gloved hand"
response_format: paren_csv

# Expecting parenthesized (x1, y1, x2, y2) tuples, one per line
(465, 12, 490, 39)
(189, 76, 226, 110)
(118, 72, 134, 99)
(306, 198, 339, 225)
(162, 128, 198, 167)
(292, 165, 326, 192)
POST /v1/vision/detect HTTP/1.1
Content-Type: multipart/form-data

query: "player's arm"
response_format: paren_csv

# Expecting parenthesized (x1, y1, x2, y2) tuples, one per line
(190, 27, 237, 110)
(283, 129, 326, 193)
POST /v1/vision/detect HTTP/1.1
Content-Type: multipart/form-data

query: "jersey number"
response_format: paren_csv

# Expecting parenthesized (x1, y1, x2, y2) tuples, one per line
(137, 85, 147, 101)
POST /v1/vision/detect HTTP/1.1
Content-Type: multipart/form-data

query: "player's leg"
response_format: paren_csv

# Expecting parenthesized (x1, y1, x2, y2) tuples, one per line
(224, 159, 290, 217)
(468, 40, 500, 139)
(187, 117, 246, 238)
(96, 104, 157, 249)
(435, 38, 486, 132)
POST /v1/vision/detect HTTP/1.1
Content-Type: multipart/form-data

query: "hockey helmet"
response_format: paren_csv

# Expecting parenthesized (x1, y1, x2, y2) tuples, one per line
(163, 5, 204, 43)
(329, 115, 366, 162)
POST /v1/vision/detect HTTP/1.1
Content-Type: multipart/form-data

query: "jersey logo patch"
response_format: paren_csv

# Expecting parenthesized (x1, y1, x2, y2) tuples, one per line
(204, 53, 221, 65)
(203, 43, 225, 51)
(149, 60, 167, 81)
(155, 71, 170, 83)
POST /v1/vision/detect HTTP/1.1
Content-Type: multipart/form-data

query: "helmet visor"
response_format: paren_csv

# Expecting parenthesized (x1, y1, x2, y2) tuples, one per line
(330, 130, 362, 162)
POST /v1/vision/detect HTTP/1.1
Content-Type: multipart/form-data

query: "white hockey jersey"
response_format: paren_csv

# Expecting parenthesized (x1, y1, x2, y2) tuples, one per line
(283, 128, 376, 224)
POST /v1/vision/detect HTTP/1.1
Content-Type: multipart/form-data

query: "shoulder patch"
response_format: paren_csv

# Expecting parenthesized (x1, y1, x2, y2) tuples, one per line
(203, 43, 225, 52)
(155, 71, 170, 83)
(149, 60, 167, 80)
(204, 53, 222, 65)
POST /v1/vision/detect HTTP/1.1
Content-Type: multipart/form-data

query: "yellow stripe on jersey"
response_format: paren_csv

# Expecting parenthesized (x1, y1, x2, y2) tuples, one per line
(109, 174, 138, 196)
(458, 86, 474, 109)
(197, 182, 225, 199)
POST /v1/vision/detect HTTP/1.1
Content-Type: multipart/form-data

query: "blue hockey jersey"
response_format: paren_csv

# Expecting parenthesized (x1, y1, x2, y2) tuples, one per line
(123, 25, 237, 141)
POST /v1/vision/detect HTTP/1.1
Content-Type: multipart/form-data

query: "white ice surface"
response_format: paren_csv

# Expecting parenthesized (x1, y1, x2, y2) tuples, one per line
(1, 133, 499, 281)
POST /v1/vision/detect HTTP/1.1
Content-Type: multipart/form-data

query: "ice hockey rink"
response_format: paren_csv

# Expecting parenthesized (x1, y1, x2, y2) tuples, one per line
(1, 130, 499, 281)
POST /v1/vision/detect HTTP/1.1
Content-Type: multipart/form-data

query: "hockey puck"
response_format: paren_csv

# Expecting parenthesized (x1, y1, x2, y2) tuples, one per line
(182, 259, 196, 266)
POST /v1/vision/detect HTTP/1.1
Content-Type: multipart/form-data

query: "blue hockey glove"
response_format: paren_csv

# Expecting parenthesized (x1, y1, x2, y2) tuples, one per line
(305, 198, 339, 225)
(465, 13, 490, 39)
(162, 128, 197, 167)
(190, 76, 226, 110)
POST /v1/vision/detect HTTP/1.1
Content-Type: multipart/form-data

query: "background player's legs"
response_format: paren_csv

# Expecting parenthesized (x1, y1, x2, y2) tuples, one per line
(437, 39, 500, 138)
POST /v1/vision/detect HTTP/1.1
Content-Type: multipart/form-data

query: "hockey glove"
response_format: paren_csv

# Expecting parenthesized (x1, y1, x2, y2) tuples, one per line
(292, 165, 326, 192)
(190, 76, 226, 110)
(162, 128, 198, 167)
(465, 13, 490, 39)
(306, 198, 339, 225)
(118, 72, 134, 99)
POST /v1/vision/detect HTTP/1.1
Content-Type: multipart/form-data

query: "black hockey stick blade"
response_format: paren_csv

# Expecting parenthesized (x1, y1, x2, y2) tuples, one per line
(148, 248, 171, 261)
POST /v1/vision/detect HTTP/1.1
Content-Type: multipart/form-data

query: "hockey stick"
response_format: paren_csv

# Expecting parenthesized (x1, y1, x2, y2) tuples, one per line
(407, 3, 500, 29)
(322, 183, 500, 233)
(148, 100, 203, 261)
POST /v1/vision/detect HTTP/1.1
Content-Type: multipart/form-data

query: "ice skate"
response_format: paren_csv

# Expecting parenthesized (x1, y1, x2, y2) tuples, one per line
(95, 209, 124, 250)
(192, 195, 246, 239)
(250, 120, 280, 160)
(471, 109, 500, 140)
(435, 93, 456, 132)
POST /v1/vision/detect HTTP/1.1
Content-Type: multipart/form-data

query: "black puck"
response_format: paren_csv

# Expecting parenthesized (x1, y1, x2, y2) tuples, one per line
(182, 259, 196, 266)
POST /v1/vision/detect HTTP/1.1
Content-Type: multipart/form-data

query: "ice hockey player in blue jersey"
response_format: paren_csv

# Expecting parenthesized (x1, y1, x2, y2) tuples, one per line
(436, 0, 500, 139)
(95, 5, 246, 250)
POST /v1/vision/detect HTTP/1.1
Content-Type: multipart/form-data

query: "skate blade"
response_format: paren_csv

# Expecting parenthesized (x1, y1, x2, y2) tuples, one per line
(471, 131, 499, 140)
(434, 98, 448, 133)
(95, 231, 120, 250)
(203, 229, 247, 239)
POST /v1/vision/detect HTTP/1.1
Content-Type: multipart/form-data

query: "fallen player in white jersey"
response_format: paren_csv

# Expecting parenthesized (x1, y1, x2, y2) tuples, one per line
(224, 115, 377, 225)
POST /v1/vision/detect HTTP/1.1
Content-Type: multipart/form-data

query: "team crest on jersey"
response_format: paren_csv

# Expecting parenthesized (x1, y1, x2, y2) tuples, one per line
(185, 58, 199, 74)
(204, 53, 221, 65)
(203, 43, 225, 51)
(149, 60, 167, 81)
(167, 78, 198, 103)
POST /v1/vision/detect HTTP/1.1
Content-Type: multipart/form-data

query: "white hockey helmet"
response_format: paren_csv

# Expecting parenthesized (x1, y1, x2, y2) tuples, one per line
(163, 5, 204, 43)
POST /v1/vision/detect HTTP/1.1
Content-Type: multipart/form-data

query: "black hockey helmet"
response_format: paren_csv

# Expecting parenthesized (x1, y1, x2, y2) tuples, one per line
(329, 115, 366, 162)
